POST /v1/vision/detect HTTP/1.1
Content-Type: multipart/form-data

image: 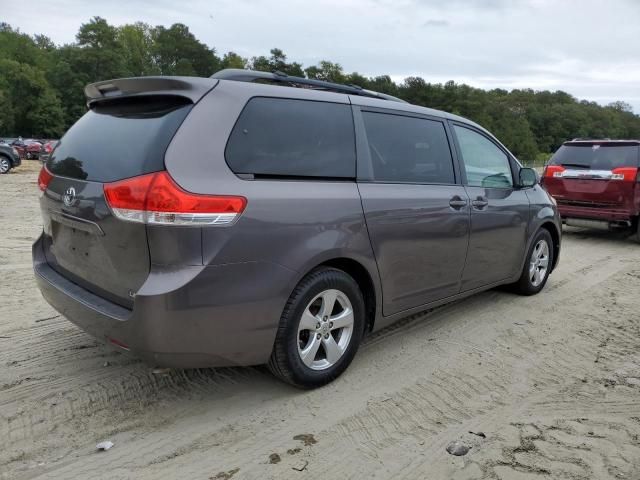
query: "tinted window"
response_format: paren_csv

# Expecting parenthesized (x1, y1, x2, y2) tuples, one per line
(362, 112, 455, 184)
(549, 144, 639, 170)
(225, 98, 355, 178)
(48, 97, 192, 182)
(453, 125, 513, 188)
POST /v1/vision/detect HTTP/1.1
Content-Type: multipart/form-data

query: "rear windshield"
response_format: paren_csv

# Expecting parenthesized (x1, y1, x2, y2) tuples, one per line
(47, 96, 192, 182)
(549, 144, 639, 170)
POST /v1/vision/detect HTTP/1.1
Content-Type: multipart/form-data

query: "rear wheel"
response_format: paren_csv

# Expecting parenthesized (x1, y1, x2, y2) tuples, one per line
(268, 267, 365, 388)
(0, 156, 11, 174)
(633, 218, 640, 244)
(511, 228, 554, 295)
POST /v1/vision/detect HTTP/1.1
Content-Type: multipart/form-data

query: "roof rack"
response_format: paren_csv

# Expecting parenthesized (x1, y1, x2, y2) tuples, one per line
(211, 69, 406, 103)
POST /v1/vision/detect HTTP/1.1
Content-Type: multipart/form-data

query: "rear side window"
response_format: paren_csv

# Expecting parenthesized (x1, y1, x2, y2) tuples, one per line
(225, 98, 356, 178)
(549, 144, 639, 170)
(48, 96, 192, 182)
(361, 112, 455, 184)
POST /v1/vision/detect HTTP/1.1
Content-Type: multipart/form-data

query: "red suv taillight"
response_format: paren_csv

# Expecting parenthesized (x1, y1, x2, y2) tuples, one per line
(103, 171, 247, 226)
(610, 167, 638, 181)
(543, 165, 565, 178)
(37, 166, 53, 191)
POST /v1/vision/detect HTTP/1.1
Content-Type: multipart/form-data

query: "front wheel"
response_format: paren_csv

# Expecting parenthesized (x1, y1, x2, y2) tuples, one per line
(0, 156, 11, 174)
(268, 267, 366, 388)
(511, 229, 554, 295)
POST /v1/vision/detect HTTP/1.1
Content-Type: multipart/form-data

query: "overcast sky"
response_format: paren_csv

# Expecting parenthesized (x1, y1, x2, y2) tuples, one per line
(5, 0, 640, 112)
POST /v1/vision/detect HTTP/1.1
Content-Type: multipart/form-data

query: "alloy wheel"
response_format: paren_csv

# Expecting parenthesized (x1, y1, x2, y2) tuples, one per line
(529, 239, 549, 287)
(297, 289, 354, 371)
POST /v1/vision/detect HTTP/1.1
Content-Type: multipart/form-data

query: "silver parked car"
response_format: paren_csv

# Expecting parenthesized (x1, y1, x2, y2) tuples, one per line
(33, 70, 561, 388)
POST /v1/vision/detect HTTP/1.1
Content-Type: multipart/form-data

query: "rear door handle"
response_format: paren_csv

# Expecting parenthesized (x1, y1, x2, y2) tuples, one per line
(471, 197, 489, 210)
(449, 196, 468, 210)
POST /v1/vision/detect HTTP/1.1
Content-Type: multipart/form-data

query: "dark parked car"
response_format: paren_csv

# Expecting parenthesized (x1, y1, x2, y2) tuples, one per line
(542, 139, 640, 242)
(0, 142, 21, 173)
(33, 71, 561, 387)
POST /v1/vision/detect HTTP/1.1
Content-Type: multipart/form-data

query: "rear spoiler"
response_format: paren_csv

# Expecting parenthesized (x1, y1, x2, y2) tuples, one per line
(84, 76, 218, 107)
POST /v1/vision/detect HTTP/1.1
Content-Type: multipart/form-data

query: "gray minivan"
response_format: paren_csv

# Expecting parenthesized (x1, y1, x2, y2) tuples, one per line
(33, 70, 561, 388)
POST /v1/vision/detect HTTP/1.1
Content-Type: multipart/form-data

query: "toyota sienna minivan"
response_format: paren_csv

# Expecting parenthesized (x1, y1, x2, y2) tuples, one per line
(33, 69, 561, 388)
(542, 139, 640, 242)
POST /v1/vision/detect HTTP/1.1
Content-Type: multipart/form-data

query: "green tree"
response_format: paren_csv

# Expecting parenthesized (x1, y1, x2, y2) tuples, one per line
(151, 23, 220, 76)
(75, 17, 126, 81)
(117, 23, 158, 76)
(47, 46, 90, 127)
(0, 23, 49, 68)
(0, 88, 15, 134)
(249, 48, 304, 76)
(305, 61, 345, 83)
(220, 51, 247, 69)
(0, 59, 64, 137)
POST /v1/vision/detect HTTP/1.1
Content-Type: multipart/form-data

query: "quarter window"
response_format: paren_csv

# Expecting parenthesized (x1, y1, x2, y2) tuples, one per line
(361, 112, 455, 184)
(453, 125, 513, 188)
(225, 97, 356, 178)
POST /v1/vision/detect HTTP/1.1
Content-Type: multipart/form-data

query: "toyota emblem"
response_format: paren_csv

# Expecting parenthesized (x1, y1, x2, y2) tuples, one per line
(63, 187, 76, 207)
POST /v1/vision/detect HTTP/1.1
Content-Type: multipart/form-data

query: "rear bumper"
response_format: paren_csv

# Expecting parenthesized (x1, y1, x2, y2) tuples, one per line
(558, 204, 636, 222)
(33, 234, 295, 368)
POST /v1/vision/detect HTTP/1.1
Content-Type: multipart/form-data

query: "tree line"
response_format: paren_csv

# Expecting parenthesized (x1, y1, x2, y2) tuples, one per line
(2, 17, 640, 163)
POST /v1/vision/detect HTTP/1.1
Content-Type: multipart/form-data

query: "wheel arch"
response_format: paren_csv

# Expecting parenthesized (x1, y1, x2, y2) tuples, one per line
(309, 257, 378, 333)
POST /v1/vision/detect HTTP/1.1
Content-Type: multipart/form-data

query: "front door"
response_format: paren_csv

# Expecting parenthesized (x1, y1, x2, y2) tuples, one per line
(451, 123, 530, 291)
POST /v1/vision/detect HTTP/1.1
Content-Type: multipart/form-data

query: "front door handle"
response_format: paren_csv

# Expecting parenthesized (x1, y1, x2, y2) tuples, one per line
(449, 196, 468, 210)
(471, 196, 489, 210)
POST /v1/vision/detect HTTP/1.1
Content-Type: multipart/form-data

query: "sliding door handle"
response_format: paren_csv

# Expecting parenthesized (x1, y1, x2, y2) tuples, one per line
(449, 196, 468, 210)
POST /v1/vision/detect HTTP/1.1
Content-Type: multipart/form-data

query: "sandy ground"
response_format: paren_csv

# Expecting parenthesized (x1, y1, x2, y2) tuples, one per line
(1, 161, 640, 480)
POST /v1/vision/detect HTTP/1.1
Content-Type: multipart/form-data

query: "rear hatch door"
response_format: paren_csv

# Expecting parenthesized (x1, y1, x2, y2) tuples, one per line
(543, 142, 639, 209)
(41, 92, 199, 308)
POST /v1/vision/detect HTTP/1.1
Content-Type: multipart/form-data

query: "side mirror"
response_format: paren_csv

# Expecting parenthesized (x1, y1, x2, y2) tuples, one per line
(518, 167, 538, 188)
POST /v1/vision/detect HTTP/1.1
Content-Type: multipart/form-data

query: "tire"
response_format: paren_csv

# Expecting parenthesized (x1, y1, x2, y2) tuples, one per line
(511, 228, 554, 295)
(632, 218, 640, 244)
(0, 156, 11, 174)
(268, 267, 366, 388)
(26, 152, 33, 160)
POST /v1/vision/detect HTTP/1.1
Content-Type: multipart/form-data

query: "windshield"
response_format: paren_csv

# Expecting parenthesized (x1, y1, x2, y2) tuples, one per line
(549, 144, 639, 170)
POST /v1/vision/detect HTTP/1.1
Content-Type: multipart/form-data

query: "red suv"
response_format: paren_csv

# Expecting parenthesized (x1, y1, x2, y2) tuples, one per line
(542, 139, 640, 242)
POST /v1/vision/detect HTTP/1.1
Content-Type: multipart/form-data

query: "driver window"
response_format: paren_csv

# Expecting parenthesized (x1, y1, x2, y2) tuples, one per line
(453, 125, 513, 188)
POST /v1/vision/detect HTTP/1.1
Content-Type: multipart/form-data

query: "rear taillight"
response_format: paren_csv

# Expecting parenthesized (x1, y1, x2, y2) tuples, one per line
(103, 171, 247, 226)
(611, 167, 638, 181)
(543, 165, 565, 178)
(37, 166, 53, 191)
